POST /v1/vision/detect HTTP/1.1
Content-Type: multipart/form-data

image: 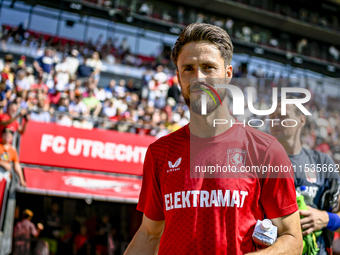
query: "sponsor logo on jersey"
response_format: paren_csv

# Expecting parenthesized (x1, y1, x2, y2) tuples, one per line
(227, 149, 247, 169)
(164, 189, 249, 211)
(167, 157, 182, 173)
(304, 167, 317, 183)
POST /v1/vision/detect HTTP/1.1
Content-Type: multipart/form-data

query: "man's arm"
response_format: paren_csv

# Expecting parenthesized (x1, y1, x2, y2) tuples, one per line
(246, 211, 303, 255)
(124, 214, 164, 255)
(13, 162, 26, 187)
(17, 115, 29, 134)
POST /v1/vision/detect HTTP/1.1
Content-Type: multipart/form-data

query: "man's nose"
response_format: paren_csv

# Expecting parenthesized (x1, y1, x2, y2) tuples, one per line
(194, 68, 206, 79)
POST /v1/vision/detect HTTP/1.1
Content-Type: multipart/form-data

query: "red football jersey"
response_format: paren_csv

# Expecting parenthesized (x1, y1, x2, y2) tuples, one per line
(137, 124, 298, 255)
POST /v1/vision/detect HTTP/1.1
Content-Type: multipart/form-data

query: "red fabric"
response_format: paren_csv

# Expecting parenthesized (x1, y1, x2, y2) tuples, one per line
(95, 244, 108, 255)
(315, 143, 330, 154)
(137, 124, 298, 255)
(74, 234, 88, 251)
(0, 179, 7, 225)
(19, 121, 156, 175)
(47, 92, 61, 105)
(0, 113, 19, 135)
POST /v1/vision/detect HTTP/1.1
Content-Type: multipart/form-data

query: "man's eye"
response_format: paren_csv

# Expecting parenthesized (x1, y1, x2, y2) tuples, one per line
(184, 67, 192, 71)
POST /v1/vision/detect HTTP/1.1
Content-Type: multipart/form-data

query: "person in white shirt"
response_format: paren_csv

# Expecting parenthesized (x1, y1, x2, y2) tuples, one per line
(65, 49, 80, 75)
(85, 51, 102, 86)
(15, 70, 30, 91)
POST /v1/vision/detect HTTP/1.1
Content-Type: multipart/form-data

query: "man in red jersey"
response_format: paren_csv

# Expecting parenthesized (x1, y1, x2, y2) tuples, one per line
(0, 102, 28, 139)
(124, 23, 303, 255)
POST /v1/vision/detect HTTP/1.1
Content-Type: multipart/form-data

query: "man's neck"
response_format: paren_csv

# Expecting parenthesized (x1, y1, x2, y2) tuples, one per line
(279, 137, 302, 155)
(189, 99, 235, 138)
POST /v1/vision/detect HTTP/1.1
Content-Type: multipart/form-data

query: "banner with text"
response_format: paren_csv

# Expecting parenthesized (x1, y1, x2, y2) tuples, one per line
(19, 122, 156, 175)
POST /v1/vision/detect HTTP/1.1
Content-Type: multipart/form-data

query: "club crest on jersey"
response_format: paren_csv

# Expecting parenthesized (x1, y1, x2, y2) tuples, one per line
(167, 157, 181, 173)
(304, 168, 317, 183)
(227, 149, 247, 169)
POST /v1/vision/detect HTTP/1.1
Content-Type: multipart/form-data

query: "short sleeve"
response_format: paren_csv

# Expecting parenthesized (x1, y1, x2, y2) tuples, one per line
(137, 146, 165, 221)
(11, 147, 19, 163)
(260, 140, 298, 219)
(30, 222, 38, 236)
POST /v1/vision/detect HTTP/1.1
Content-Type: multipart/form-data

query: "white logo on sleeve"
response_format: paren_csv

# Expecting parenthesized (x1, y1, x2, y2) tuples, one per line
(167, 157, 182, 173)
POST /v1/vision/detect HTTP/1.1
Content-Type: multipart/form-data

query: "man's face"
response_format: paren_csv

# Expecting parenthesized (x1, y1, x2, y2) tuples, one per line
(176, 41, 232, 115)
(8, 104, 17, 116)
(2, 132, 13, 144)
(269, 104, 305, 142)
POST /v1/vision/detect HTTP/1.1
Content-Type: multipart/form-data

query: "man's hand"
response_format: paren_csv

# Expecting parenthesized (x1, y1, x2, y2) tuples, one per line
(20, 179, 27, 187)
(245, 211, 303, 255)
(299, 206, 329, 235)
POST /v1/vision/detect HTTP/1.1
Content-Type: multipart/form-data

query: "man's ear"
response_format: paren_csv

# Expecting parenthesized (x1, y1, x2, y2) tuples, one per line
(225, 65, 233, 83)
(300, 115, 306, 127)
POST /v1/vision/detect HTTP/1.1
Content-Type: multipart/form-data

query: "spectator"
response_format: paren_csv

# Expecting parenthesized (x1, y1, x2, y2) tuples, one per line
(30, 98, 51, 123)
(73, 225, 90, 255)
(297, 38, 308, 55)
(15, 70, 30, 92)
(167, 76, 181, 104)
(118, 38, 130, 57)
(65, 49, 80, 75)
(69, 95, 89, 117)
(33, 47, 55, 79)
(329, 45, 339, 61)
(42, 203, 62, 255)
(82, 90, 102, 117)
(0, 128, 26, 186)
(0, 102, 28, 140)
(55, 57, 70, 92)
(94, 214, 112, 255)
(85, 52, 102, 86)
(104, 79, 116, 99)
(12, 209, 44, 255)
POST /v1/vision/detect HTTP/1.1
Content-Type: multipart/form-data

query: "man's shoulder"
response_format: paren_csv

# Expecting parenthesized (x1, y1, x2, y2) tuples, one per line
(149, 125, 188, 152)
(239, 125, 278, 147)
(303, 148, 334, 164)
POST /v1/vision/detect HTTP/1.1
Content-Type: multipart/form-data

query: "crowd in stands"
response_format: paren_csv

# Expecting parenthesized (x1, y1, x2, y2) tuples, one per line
(90, 0, 340, 64)
(13, 203, 120, 255)
(82, 0, 340, 35)
(0, 24, 339, 163)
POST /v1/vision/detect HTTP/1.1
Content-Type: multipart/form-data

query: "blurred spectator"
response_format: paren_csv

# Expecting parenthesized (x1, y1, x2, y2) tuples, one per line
(66, 49, 80, 75)
(225, 18, 234, 36)
(139, 3, 150, 16)
(73, 225, 90, 255)
(118, 38, 130, 57)
(12, 209, 44, 255)
(178, 6, 184, 24)
(0, 102, 28, 140)
(167, 76, 181, 104)
(297, 38, 308, 55)
(33, 47, 55, 79)
(55, 57, 70, 91)
(42, 203, 62, 255)
(329, 45, 339, 61)
(82, 90, 102, 117)
(0, 128, 26, 186)
(104, 79, 116, 99)
(15, 70, 30, 92)
(85, 52, 102, 86)
(95, 214, 113, 255)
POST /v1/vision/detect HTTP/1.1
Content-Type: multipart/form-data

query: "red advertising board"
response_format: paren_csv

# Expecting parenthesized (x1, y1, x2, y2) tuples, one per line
(23, 168, 142, 203)
(0, 176, 7, 228)
(19, 122, 156, 175)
